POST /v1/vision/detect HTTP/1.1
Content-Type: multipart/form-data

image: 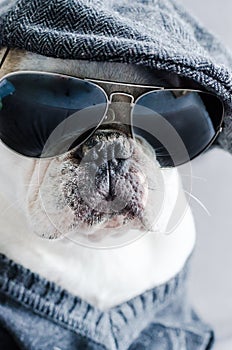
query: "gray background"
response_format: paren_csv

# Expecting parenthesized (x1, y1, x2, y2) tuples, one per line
(178, 1, 232, 349)
(1, 1, 232, 348)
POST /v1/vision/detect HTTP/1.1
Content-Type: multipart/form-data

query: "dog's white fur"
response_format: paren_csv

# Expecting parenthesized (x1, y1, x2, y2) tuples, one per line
(0, 49, 196, 310)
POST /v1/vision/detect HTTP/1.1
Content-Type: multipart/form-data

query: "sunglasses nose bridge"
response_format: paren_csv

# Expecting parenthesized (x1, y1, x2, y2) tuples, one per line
(109, 92, 135, 105)
(101, 92, 134, 137)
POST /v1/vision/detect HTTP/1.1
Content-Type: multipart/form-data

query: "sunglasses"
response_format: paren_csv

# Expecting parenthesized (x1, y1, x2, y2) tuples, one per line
(0, 71, 224, 167)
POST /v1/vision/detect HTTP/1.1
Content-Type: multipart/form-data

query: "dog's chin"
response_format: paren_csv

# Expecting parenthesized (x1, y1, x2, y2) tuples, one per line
(26, 202, 157, 246)
(64, 215, 151, 247)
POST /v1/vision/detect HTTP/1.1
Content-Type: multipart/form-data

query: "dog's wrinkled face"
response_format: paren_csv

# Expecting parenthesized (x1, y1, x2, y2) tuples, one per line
(0, 49, 199, 246)
(33, 127, 164, 241)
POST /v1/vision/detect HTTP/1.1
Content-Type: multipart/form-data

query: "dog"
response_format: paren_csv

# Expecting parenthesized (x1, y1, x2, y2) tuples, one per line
(0, 47, 198, 312)
(1, 45, 198, 310)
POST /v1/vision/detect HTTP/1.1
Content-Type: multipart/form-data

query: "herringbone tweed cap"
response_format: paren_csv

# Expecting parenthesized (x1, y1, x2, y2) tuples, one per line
(1, 0, 232, 152)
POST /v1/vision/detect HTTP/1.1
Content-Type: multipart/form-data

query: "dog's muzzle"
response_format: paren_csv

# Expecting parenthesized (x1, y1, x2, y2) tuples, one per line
(61, 128, 149, 228)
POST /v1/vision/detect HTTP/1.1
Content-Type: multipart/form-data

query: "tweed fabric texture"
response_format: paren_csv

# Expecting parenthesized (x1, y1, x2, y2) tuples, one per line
(0, 254, 214, 350)
(0, 0, 232, 152)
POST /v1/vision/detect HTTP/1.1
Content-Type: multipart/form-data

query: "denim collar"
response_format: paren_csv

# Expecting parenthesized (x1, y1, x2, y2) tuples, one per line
(0, 252, 214, 349)
(0, 253, 196, 349)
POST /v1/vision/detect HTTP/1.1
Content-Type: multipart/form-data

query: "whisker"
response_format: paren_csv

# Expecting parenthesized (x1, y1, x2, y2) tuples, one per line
(22, 183, 39, 188)
(0, 197, 26, 217)
(181, 174, 207, 182)
(184, 190, 211, 216)
(148, 187, 164, 192)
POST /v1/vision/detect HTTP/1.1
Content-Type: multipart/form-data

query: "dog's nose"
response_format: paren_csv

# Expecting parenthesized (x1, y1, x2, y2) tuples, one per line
(70, 128, 134, 202)
(96, 159, 125, 201)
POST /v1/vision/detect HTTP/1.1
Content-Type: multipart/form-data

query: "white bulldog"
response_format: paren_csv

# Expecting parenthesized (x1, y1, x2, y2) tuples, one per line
(0, 47, 196, 310)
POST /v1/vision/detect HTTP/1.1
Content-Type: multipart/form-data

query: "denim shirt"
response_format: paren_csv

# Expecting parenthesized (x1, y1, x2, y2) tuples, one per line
(0, 254, 213, 350)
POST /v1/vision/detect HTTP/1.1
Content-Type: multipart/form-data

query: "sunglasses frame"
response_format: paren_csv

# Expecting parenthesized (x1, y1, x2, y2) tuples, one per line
(0, 69, 224, 167)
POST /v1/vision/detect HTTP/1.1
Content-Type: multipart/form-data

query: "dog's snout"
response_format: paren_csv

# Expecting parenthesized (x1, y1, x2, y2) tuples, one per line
(60, 126, 155, 230)
(71, 128, 134, 162)
(73, 129, 133, 202)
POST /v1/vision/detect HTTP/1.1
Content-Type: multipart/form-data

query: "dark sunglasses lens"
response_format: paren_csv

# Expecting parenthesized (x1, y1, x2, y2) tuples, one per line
(0, 73, 107, 157)
(133, 90, 223, 167)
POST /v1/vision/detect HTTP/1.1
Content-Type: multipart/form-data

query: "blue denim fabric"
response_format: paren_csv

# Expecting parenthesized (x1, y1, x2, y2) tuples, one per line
(0, 254, 213, 350)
